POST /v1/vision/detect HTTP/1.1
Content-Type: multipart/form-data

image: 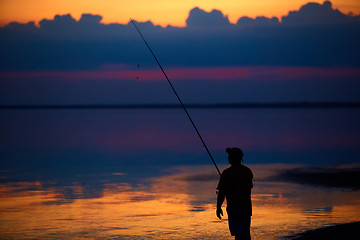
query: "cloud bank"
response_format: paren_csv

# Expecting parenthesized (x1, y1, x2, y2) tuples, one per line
(1, 1, 359, 71)
(0, 1, 359, 104)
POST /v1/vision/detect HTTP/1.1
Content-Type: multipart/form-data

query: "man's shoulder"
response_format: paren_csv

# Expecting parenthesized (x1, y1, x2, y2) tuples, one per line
(222, 167, 233, 175)
(222, 166, 232, 172)
(242, 165, 253, 177)
(223, 164, 253, 176)
(241, 164, 252, 173)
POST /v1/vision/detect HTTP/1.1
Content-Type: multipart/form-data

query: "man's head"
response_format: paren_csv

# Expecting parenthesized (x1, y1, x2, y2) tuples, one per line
(226, 147, 244, 165)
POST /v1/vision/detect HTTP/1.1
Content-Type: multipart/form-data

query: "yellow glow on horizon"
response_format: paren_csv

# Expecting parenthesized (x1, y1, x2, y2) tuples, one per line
(0, 0, 359, 27)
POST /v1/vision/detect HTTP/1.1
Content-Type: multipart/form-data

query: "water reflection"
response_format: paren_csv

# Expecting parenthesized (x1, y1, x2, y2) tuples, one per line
(1, 108, 360, 238)
(1, 164, 359, 239)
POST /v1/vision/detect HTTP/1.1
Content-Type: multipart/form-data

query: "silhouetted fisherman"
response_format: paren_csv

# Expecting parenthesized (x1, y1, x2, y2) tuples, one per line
(216, 147, 253, 240)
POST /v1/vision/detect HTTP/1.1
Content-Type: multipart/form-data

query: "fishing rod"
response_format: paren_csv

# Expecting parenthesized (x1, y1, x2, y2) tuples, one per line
(130, 19, 222, 177)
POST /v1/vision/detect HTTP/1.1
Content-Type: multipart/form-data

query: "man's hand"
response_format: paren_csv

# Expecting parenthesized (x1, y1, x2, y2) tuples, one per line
(216, 207, 223, 219)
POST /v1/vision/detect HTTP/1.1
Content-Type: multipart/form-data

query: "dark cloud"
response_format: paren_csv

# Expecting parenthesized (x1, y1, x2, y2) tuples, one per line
(0, 1, 359, 104)
(282, 1, 360, 25)
(237, 16, 279, 26)
(39, 14, 77, 31)
(186, 7, 231, 27)
(0, 1, 359, 72)
(3, 21, 38, 32)
(79, 14, 103, 25)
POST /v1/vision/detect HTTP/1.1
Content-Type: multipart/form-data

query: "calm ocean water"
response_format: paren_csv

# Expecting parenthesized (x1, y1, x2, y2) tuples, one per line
(1, 108, 360, 239)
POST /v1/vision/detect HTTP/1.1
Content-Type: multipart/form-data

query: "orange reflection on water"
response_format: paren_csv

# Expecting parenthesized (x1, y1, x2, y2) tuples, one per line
(0, 180, 225, 239)
(1, 165, 360, 239)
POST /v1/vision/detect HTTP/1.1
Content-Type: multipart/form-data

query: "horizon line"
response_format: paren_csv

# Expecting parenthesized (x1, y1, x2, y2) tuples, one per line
(1, 102, 360, 110)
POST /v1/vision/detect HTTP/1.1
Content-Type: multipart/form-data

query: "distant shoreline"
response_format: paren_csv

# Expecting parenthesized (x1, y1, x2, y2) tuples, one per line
(1, 102, 360, 109)
(274, 165, 360, 190)
(288, 221, 360, 239)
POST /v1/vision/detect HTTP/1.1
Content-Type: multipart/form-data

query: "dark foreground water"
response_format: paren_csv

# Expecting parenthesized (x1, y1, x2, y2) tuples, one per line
(1, 108, 360, 239)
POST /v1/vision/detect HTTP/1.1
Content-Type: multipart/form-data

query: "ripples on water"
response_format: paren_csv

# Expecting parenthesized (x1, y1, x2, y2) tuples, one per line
(1, 109, 360, 239)
(1, 164, 360, 239)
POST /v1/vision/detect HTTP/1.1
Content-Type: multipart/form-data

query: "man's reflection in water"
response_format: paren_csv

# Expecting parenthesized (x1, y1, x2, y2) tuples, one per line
(216, 147, 253, 240)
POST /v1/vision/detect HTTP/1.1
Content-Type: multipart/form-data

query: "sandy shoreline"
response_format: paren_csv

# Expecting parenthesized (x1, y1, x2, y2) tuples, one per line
(288, 221, 360, 239)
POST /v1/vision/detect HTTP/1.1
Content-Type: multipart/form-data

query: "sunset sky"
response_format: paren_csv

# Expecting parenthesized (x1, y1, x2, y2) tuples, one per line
(1, 2, 360, 238)
(1, 0, 359, 26)
(0, 1, 359, 104)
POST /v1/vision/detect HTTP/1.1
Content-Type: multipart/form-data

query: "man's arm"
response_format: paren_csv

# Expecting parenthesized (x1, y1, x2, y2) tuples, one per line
(216, 190, 225, 219)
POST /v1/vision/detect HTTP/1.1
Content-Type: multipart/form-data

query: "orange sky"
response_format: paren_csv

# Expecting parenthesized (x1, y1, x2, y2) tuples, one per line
(0, 0, 359, 27)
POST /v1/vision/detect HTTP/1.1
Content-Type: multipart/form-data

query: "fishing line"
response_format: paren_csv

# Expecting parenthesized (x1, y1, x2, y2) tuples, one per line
(130, 19, 221, 177)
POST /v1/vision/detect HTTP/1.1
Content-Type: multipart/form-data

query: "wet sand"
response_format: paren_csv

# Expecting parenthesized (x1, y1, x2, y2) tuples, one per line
(289, 221, 360, 239)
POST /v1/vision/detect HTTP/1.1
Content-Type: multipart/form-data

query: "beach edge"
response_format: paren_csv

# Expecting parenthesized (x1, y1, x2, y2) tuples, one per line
(286, 221, 360, 239)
